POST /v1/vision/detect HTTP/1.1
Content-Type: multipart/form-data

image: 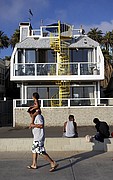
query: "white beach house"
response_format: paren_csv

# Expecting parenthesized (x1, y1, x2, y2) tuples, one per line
(10, 21, 104, 108)
(9, 21, 108, 127)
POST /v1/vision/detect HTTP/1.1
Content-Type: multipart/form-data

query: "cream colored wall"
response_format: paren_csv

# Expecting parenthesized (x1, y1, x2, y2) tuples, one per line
(14, 107, 113, 127)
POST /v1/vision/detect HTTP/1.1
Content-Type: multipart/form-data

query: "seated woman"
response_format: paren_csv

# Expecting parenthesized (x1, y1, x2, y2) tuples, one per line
(63, 115, 78, 138)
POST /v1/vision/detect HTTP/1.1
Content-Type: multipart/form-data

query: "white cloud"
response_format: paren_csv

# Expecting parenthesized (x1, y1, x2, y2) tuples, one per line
(81, 20, 113, 34)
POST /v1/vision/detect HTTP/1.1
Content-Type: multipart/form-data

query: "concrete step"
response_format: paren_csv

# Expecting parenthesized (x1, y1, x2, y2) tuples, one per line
(0, 137, 113, 152)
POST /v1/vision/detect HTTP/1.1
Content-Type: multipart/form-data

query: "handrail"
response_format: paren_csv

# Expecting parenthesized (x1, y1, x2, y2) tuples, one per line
(30, 25, 83, 38)
(13, 98, 113, 108)
(13, 62, 100, 76)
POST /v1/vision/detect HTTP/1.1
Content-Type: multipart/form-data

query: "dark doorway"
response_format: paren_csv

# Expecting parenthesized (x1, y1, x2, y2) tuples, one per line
(0, 100, 13, 127)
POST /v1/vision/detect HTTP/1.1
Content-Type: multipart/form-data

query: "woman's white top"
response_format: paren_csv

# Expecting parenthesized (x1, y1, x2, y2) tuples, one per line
(65, 121, 75, 137)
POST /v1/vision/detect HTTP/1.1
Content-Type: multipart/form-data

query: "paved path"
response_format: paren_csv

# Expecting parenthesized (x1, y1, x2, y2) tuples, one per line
(0, 151, 113, 180)
(0, 126, 113, 138)
(1, 126, 113, 179)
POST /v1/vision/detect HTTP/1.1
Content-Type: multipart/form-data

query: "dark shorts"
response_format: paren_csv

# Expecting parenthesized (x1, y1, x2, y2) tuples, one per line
(94, 133, 104, 142)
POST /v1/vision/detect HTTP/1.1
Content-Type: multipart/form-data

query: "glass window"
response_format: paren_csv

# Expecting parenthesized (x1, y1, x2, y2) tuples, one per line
(18, 50, 23, 63)
(37, 49, 56, 63)
(0, 73, 1, 85)
(47, 50, 56, 63)
(27, 86, 58, 99)
(27, 87, 48, 99)
(71, 48, 93, 62)
(38, 49, 46, 63)
(27, 87, 38, 99)
(49, 87, 59, 98)
(0, 67, 4, 85)
(71, 86, 94, 98)
(70, 85, 95, 106)
(38, 88, 48, 99)
(25, 50, 36, 63)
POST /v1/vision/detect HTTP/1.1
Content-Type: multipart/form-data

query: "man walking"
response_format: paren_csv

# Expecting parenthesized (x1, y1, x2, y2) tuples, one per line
(27, 108, 59, 172)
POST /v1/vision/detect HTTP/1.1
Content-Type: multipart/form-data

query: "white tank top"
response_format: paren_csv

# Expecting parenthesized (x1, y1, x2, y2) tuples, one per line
(65, 121, 75, 137)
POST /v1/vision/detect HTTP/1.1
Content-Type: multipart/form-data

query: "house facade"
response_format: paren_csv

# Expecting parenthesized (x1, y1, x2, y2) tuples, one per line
(10, 21, 104, 108)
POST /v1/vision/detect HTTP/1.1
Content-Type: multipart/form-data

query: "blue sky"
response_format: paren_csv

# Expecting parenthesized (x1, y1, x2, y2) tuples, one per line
(1, 0, 113, 59)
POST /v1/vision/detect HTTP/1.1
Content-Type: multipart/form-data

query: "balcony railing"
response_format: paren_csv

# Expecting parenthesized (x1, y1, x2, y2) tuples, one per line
(13, 98, 113, 108)
(13, 62, 100, 76)
(31, 26, 81, 38)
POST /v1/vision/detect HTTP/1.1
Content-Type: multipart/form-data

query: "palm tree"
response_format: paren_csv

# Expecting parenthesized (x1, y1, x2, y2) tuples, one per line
(101, 48, 113, 89)
(0, 31, 9, 50)
(87, 28, 113, 88)
(10, 29, 20, 49)
(111, 30, 113, 61)
(102, 31, 113, 51)
(4, 56, 11, 61)
(101, 32, 113, 89)
(87, 28, 103, 43)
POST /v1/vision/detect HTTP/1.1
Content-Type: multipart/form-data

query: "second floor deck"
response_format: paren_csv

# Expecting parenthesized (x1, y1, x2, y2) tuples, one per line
(11, 61, 104, 81)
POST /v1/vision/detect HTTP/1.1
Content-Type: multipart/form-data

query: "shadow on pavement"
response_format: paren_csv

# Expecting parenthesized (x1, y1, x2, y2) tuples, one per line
(54, 139, 111, 172)
(55, 151, 104, 172)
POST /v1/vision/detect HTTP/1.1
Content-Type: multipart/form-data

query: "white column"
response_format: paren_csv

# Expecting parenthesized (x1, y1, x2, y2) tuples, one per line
(68, 99, 70, 107)
(57, 52, 60, 75)
(78, 63, 80, 75)
(25, 84, 27, 104)
(97, 81, 100, 105)
(94, 83, 97, 106)
(13, 100, 16, 127)
(40, 26, 43, 37)
(93, 48, 96, 63)
(21, 83, 24, 104)
(23, 49, 25, 73)
(10, 47, 17, 79)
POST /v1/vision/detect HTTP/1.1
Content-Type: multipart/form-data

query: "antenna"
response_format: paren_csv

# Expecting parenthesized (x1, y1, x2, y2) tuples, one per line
(40, 19, 43, 26)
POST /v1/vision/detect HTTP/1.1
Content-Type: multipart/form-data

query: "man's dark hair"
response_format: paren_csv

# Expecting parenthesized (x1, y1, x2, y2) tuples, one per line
(27, 107, 36, 114)
(69, 115, 74, 120)
(93, 118, 100, 124)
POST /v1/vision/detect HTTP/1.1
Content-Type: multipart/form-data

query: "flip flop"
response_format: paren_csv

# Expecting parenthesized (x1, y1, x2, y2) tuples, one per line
(27, 165, 38, 169)
(49, 163, 59, 172)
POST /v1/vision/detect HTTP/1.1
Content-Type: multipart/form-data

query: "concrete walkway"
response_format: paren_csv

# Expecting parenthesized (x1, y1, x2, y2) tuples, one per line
(1, 127, 113, 179)
(0, 126, 113, 138)
(0, 151, 113, 180)
(0, 126, 113, 152)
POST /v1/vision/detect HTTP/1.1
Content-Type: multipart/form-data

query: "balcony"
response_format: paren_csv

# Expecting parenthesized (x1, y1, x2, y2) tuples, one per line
(11, 62, 103, 81)
(31, 25, 81, 38)
(13, 98, 113, 108)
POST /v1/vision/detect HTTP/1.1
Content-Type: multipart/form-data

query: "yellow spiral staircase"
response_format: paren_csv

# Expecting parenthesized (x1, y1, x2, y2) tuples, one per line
(50, 21, 72, 106)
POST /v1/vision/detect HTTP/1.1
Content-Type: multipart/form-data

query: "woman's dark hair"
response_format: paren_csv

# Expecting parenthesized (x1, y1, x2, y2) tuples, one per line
(93, 118, 100, 124)
(32, 92, 39, 100)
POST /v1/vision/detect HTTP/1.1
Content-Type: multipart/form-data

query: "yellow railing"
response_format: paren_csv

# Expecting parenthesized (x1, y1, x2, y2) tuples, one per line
(50, 21, 73, 106)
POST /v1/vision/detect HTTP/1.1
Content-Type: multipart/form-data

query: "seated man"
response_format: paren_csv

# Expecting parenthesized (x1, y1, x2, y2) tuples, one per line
(63, 115, 78, 138)
(93, 118, 110, 142)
